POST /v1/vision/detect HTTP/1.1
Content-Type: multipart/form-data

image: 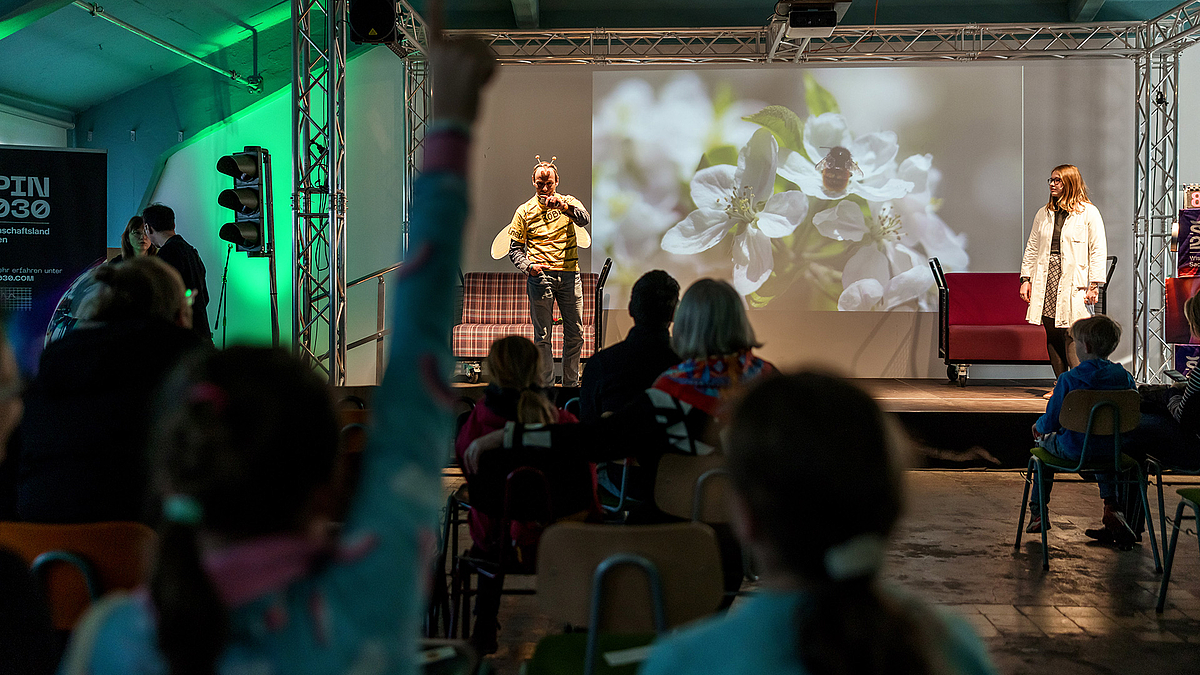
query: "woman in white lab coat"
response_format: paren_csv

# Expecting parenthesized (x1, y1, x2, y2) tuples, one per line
(1019, 164, 1108, 395)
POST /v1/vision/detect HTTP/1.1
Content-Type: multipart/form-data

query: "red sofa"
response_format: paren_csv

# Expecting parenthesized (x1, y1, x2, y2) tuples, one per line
(931, 259, 1048, 385)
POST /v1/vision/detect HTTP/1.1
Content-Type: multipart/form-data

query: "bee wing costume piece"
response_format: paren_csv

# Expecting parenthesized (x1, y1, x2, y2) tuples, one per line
(491, 223, 589, 259)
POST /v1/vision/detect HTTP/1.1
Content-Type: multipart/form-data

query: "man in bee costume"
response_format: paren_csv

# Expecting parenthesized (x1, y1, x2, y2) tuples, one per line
(507, 156, 591, 387)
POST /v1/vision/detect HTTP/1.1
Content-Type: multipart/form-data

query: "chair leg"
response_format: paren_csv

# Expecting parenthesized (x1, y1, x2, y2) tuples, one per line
(1015, 457, 1034, 549)
(1037, 461, 1050, 571)
(1152, 462, 1168, 565)
(1156, 501, 1188, 613)
(1135, 468, 1162, 573)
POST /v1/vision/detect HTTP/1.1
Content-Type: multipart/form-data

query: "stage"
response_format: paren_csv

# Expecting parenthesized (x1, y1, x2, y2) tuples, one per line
(857, 378, 1053, 470)
(330, 377, 1054, 471)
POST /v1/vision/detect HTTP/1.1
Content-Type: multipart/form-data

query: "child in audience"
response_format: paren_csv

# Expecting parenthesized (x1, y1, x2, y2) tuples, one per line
(454, 335, 598, 654)
(639, 372, 996, 675)
(59, 17, 496, 675)
(1026, 314, 1136, 545)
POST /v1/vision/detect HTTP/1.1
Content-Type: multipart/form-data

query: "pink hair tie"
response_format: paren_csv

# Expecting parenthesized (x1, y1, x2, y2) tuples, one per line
(189, 382, 228, 411)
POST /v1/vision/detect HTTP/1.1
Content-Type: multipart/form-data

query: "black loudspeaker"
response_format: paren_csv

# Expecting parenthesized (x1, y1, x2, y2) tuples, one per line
(349, 0, 397, 44)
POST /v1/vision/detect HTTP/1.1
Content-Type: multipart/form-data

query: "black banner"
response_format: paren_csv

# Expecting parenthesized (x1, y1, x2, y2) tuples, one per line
(0, 145, 107, 370)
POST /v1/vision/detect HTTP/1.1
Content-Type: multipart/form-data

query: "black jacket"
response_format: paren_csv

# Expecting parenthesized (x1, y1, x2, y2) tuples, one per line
(578, 323, 678, 423)
(156, 234, 211, 339)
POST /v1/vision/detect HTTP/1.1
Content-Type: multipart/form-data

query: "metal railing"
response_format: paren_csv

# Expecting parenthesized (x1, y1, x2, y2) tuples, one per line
(346, 261, 403, 384)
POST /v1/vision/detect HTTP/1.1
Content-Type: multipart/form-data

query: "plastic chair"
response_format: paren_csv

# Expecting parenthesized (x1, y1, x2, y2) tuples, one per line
(525, 521, 724, 675)
(0, 521, 156, 630)
(1013, 389, 1160, 572)
(1155, 487, 1200, 613)
(1145, 457, 1200, 563)
(654, 453, 730, 523)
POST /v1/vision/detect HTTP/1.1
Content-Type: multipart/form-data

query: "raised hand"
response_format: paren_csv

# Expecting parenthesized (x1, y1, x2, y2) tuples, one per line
(427, 0, 496, 125)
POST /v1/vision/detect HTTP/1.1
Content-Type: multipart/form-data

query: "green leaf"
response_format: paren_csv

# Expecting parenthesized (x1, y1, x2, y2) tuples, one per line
(804, 74, 840, 118)
(697, 145, 738, 171)
(742, 105, 806, 157)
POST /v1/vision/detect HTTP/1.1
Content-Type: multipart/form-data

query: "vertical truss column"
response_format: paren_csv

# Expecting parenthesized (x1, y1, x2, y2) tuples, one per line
(292, 0, 348, 384)
(392, 2, 431, 258)
(402, 57, 431, 255)
(1133, 50, 1180, 382)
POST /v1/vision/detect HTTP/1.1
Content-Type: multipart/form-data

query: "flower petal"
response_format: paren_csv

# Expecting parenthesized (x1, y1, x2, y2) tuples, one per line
(848, 131, 900, 177)
(803, 113, 852, 163)
(756, 191, 809, 238)
(813, 201, 868, 242)
(838, 279, 884, 311)
(689, 165, 737, 212)
(732, 227, 774, 295)
(661, 209, 731, 254)
(735, 129, 779, 205)
(897, 154, 934, 194)
(842, 245, 889, 287)
(850, 177, 914, 202)
(777, 151, 838, 199)
(882, 265, 935, 310)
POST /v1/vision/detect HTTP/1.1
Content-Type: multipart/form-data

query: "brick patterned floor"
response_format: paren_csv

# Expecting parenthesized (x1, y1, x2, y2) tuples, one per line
(439, 470, 1200, 674)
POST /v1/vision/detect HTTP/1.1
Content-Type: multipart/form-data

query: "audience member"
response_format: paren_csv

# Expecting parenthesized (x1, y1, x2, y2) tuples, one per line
(1127, 292, 1200, 471)
(1026, 314, 1136, 547)
(110, 216, 157, 263)
(466, 278, 774, 508)
(142, 203, 212, 342)
(454, 335, 598, 654)
(579, 269, 680, 423)
(640, 372, 996, 675)
(0, 324, 57, 675)
(60, 21, 495, 675)
(17, 257, 203, 523)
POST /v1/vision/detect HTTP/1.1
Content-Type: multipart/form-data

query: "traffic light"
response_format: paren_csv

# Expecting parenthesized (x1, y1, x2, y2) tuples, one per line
(216, 146, 271, 256)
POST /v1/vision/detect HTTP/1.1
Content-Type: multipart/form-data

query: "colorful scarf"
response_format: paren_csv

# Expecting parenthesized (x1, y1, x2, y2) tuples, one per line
(652, 350, 775, 416)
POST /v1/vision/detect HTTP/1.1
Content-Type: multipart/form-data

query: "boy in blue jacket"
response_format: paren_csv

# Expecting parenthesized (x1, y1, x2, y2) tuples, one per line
(1027, 314, 1137, 547)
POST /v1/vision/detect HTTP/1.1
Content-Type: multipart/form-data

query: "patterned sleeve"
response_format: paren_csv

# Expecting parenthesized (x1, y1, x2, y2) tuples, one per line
(507, 208, 531, 273)
(565, 196, 590, 227)
(1169, 366, 1200, 422)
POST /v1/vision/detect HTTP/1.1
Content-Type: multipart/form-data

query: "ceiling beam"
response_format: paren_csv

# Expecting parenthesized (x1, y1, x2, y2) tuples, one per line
(0, 0, 73, 42)
(510, 0, 539, 29)
(1069, 0, 1106, 22)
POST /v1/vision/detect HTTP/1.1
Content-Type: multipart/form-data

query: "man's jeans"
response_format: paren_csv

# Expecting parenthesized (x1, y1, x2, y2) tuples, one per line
(527, 270, 583, 387)
(1030, 431, 1118, 507)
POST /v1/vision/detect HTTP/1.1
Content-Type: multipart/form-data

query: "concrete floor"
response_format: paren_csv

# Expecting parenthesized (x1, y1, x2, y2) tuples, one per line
(442, 470, 1200, 675)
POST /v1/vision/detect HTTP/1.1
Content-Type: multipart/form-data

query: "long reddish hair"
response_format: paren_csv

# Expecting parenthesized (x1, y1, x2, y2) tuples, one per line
(1046, 164, 1090, 214)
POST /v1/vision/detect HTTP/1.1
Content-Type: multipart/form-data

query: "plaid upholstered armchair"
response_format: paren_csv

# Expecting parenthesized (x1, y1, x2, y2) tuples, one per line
(452, 258, 612, 377)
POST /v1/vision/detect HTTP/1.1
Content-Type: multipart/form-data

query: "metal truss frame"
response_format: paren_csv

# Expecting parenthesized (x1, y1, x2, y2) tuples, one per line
(292, 0, 348, 384)
(447, 22, 1149, 65)
(369, 2, 1200, 382)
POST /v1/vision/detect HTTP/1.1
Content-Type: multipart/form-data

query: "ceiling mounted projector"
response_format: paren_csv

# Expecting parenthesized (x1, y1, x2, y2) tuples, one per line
(783, 1, 852, 39)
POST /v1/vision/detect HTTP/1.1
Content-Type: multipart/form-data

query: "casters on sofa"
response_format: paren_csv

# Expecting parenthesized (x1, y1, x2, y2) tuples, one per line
(948, 364, 968, 387)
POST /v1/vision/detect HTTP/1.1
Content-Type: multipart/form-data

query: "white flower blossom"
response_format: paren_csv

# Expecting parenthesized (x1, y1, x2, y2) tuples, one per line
(777, 113, 914, 202)
(662, 129, 808, 295)
(890, 154, 969, 271)
(833, 202, 934, 311)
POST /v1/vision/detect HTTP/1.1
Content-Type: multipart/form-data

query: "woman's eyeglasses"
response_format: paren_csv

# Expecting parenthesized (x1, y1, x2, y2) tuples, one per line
(1047, 178, 1064, 185)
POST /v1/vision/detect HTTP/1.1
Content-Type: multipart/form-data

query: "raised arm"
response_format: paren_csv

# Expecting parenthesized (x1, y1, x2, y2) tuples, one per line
(326, 16, 495, 669)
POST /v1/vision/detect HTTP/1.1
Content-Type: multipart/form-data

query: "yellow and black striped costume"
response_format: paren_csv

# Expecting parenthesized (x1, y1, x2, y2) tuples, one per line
(506, 194, 589, 272)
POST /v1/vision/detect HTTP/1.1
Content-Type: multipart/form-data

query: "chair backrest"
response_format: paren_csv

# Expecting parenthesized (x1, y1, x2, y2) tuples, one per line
(536, 522, 723, 632)
(1057, 389, 1141, 436)
(654, 453, 732, 523)
(0, 521, 156, 630)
